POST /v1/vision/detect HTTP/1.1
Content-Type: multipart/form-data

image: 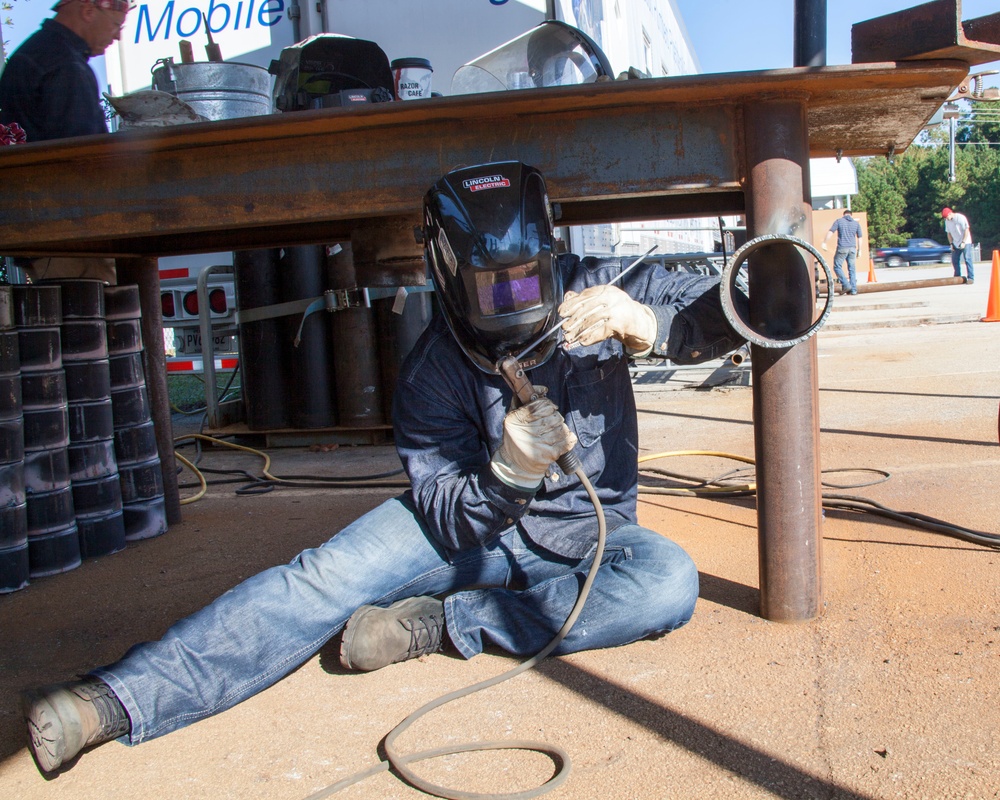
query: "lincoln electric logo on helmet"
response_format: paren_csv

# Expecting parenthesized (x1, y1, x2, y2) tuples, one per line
(463, 175, 511, 193)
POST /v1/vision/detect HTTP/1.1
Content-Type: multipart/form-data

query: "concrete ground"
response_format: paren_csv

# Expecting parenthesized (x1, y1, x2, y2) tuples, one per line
(1, 261, 998, 800)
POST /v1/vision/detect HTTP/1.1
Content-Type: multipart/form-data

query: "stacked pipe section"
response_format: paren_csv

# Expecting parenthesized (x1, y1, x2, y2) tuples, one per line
(233, 248, 288, 430)
(14, 285, 80, 578)
(234, 244, 435, 433)
(0, 285, 29, 593)
(56, 280, 126, 558)
(105, 285, 167, 540)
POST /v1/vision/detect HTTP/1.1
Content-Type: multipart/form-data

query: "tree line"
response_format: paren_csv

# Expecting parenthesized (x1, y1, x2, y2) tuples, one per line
(852, 100, 999, 255)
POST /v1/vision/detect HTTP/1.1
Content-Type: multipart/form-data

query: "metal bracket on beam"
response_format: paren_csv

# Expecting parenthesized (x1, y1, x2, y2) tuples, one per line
(852, 0, 1000, 66)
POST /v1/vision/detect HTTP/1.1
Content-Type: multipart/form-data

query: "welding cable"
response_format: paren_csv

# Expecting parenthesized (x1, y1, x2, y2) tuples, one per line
(173, 451, 208, 505)
(637, 450, 757, 496)
(172, 434, 408, 499)
(305, 466, 607, 800)
(636, 452, 999, 549)
(821, 494, 1000, 548)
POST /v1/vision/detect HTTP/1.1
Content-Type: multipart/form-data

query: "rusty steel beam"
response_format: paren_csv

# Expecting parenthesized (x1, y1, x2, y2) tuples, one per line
(0, 62, 967, 259)
(743, 100, 825, 623)
(853, 0, 1000, 66)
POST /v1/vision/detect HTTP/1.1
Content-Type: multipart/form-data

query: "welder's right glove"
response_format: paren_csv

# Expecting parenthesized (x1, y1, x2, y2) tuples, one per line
(491, 397, 578, 489)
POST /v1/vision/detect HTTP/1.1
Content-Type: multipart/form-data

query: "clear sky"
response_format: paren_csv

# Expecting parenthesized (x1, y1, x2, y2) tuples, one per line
(3, 1, 998, 89)
(673, 0, 999, 88)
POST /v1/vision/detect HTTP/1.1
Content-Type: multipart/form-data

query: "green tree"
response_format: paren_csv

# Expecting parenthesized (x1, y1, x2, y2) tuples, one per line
(852, 133, 1000, 254)
(853, 157, 909, 247)
(905, 145, 953, 241)
(962, 145, 1000, 254)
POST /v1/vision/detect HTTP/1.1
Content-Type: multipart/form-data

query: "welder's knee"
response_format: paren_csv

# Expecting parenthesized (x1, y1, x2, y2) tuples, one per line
(646, 545, 699, 634)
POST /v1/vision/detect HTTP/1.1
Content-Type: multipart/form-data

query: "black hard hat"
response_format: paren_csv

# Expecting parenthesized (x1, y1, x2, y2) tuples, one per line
(423, 161, 562, 374)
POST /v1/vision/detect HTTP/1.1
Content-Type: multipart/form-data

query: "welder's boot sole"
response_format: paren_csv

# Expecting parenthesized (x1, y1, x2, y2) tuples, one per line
(22, 680, 129, 773)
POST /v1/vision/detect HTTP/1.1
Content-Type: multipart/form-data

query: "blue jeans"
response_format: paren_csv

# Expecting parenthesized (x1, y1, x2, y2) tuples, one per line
(952, 244, 975, 281)
(93, 494, 698, 744)
(833, 248, 857, 293)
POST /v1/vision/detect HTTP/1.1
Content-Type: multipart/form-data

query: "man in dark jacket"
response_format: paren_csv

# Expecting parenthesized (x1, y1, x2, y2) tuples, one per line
(22, 162, 747, 774)
(0, 0, 130, 282)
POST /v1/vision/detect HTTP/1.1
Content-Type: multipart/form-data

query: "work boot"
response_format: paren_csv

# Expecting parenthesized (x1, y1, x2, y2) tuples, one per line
(22, 678, 130, 773)
(340, 596, 446, 672)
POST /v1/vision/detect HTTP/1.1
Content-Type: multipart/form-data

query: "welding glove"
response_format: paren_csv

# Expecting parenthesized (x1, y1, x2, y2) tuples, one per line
(491, 397, 578, 489)
(558, 284, 658, 356)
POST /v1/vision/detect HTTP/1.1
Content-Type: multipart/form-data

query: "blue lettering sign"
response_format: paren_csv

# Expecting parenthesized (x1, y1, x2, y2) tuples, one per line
(207, 0, 231, 31)
(133, 0, 284, 43)
(135, 1, 174, 42)
(176, 6, 202, 36)
(258, 0, 282, 27)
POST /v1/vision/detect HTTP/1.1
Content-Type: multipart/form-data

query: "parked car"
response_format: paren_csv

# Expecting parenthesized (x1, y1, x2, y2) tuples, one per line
(872, 238, 952, 267)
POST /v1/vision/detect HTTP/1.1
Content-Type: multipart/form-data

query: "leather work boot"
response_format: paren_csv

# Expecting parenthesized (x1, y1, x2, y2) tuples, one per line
(340, 596, 446, 672)
(22, 678, 130, 773)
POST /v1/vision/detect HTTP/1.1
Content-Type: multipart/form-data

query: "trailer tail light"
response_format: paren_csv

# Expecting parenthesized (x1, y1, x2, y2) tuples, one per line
(161, 292, 176, 318)
(209, 287, 228, 314)
(182, 291, 199, 316)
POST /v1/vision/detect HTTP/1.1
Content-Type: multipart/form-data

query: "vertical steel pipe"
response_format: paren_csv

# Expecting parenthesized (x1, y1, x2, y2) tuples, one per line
(794, 0, 827, 67)
(115, 257, 181, 525)
(743, 100, 824, 622)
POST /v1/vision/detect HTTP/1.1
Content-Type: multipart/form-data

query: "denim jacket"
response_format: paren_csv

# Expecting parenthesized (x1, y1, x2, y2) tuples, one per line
(394, 255, 745, 560)
(0, 19, 108, 143)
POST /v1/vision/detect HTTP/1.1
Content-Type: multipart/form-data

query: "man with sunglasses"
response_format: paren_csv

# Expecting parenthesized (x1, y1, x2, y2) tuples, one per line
(0, 0, 131, 282)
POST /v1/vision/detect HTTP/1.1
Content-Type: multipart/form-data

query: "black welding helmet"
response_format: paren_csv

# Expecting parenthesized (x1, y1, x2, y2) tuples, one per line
(423, 161, 561, 374)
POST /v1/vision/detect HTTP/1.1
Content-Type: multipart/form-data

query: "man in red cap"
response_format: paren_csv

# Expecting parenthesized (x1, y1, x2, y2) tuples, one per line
(941, 207, 976, 284)
(0, 0, 132, 282)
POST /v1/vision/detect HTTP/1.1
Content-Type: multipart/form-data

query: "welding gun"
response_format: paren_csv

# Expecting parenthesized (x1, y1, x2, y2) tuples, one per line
(496, 355, 582, 475)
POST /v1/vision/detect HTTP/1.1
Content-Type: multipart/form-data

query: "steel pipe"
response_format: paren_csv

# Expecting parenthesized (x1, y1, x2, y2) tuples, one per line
(743, 100, 824, 623)
(115, 257, 181, 525)
(853, 276, 967, 293)
(720, 234, 834, 347)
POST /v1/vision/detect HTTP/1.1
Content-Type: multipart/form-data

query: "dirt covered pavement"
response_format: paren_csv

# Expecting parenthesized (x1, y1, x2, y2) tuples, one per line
(1, 308, 998, 799)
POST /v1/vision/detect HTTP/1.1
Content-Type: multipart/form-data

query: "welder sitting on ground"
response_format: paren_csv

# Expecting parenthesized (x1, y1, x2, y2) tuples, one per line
(23, 161, 747, 773)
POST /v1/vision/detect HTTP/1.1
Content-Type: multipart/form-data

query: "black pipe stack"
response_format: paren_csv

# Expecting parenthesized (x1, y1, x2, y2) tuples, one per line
(14, 285, 81, 578)
(233, 248, 288, 430)
(105, 284, 167, 541)
(0, 285, 29, 593)
(280, 246, 336, 428)
(373, 290, 434, 422)
(55, 280, 126, 558)
(235, 246, 435, 435)
(328, 244, 383, 427)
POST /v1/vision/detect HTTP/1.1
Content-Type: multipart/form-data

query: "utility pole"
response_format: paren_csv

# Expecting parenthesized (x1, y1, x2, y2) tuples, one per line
(942, 102, 961, 183)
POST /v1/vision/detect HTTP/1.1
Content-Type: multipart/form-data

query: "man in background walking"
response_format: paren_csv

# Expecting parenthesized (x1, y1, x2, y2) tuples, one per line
(821, 209, 863, 296)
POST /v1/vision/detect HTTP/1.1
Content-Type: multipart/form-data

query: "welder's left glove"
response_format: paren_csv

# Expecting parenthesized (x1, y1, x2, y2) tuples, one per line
(558, 284, 658, 356)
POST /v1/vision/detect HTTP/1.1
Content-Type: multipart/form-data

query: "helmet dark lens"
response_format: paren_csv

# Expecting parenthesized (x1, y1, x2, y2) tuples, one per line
(475, 261, 542, 317)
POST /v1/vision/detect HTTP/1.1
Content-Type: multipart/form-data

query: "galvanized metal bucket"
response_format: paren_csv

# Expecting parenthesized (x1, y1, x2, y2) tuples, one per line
(151, 61, 273, 121)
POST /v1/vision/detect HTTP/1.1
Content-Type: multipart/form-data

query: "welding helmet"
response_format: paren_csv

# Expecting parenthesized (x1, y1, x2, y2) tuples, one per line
(423, 161, 561, 374)
(452, 20, 613, 94)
